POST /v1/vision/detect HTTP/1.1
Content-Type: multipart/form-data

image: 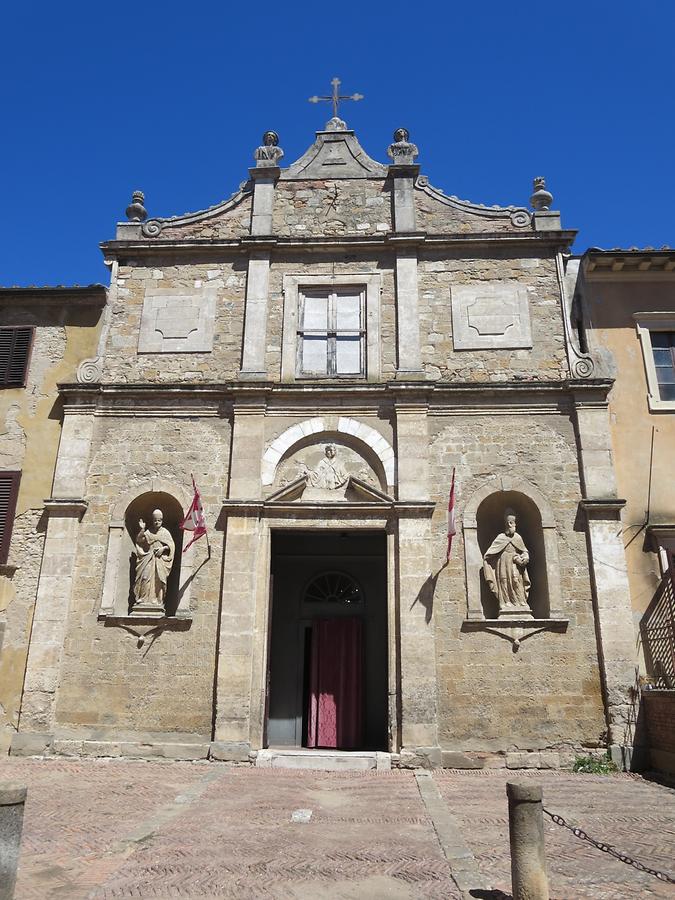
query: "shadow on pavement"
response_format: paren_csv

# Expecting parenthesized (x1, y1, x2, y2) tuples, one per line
(469, 891, 512, 899)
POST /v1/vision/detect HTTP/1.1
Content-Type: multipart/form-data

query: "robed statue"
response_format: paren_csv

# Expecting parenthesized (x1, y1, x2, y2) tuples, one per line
(305, 445, 348, 491)
(133, 508, 175, 612)
(483, 510, 532, 616)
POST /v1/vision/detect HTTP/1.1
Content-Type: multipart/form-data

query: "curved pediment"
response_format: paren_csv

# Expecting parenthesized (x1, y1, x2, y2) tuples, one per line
(415, 177, 532, 234)
(136, 185, 253, 240)
(281, 118, 388, 181)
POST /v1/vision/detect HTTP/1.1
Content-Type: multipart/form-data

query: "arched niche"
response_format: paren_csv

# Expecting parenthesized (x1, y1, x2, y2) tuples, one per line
(272, 433, 386, 494)
(462, 477, 563, 621)
(100, 482, 194, 619)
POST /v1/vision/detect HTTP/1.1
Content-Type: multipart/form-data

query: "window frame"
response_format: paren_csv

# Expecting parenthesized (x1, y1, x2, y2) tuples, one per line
(0, 327, 34, 388)
(0, 471, 21, 565)
(281, 273, 382, 383)
(635, 313, 675, 411)
(296, 287, 366, 378)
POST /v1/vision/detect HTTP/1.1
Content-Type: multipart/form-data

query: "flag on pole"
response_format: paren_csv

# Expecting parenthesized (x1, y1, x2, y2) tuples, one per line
(180, 476, 208, 552)
(446, 468, 456, 561)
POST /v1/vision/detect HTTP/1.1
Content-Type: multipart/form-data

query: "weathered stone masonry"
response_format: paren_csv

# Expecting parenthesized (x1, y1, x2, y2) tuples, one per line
(7, 118, 639, 768)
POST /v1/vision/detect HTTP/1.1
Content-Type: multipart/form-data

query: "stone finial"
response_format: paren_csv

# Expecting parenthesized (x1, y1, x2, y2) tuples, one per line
(325, 117, 348, 132)
(530, 177, 553, 211)
(125, 190, 147, 222)
(254, 131, 284, 167)
(387, 128, 419, 165)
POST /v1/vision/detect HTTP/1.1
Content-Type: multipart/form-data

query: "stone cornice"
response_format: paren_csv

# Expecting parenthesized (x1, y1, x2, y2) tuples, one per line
(44, 498, 88, 518)
(583, 249, 675, 279)
(0, 285, 107, 304)
(218, 499, 435, 518)
(100, 229, 577, 261)
(56, 379, 613, 414)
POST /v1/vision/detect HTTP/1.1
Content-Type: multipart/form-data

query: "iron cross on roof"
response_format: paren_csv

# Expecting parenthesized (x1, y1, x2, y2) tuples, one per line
(308, 77, 364, 118)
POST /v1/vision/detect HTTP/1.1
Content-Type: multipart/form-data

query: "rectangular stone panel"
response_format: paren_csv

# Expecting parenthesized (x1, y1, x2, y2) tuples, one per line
(451, 282, 532, 350)
(138, 288, 216, 353)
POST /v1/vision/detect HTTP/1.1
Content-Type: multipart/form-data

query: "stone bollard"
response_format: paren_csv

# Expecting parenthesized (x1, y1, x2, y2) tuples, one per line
(506, 781, 549, 900)
(0, 783, 27, 900)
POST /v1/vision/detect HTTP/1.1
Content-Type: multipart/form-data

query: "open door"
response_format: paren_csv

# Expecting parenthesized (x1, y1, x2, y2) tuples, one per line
(307, 617, 363, 749)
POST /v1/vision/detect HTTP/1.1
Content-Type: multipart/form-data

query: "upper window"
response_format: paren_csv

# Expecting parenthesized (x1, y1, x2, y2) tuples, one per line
(650, 331, 675, 402)
(635, 315, 675, 411)
(0, 328, 33, 387)
(297, 288, 365, 378)
(0, 471, 21, 565)
(281, 274, 382, 383)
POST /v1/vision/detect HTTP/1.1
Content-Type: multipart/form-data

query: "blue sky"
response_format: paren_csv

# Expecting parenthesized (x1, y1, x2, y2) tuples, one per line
(1, 0, 673, 286)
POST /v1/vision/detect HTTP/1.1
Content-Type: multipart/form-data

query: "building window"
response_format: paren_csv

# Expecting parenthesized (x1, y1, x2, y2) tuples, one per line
(297, 289, 365, 377)
(650, 331, 675, 402)
(0, 472, 21, 565)
(304, 572, 364, 605)
(281, 274, 382, 383)
(0, 328, 33, 387)
(635, 315, 675, 411)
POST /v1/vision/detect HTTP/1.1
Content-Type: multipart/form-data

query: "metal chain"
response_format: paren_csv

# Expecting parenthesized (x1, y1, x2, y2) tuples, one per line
(543, 808, 675, 884)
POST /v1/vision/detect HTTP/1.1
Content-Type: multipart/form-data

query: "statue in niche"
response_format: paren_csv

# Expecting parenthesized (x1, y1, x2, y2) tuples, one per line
(483, 509, 532, 616)
(254, 131, 284, 167)
(132, 508, 175, 612)
(303, 444, 348, 490)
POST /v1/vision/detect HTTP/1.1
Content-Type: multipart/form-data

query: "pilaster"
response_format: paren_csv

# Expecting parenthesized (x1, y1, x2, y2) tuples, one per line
(240, 249, 273, 380)
(574, 392, 638, 764)
(15, 500, 87, 744)
(249, 166, 280, 237)
(214, 398, 268, 758)
(389, 163, 418, 233)
(393, 395, 439, 762)
(389, 162, 425, 378)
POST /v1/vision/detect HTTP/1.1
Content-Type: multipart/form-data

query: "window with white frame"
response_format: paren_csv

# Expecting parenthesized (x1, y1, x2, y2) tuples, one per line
(650, 331, 675, 402)
(635, 314, 675, 411)
(297, 288, 365, 377)
(281, 273, 382, 383)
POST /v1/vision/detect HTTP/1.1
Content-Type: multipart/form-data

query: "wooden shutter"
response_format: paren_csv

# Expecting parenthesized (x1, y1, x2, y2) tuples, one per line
(0, 328, 34, 387)
(0, 471, 21, 565)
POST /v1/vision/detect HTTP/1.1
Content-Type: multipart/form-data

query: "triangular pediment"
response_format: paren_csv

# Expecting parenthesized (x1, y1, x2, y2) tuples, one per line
(266, 476, 308, 502)
(282, 118, 388, 181)
(344, 477, 394, 503)
(265, 475, 394, 505)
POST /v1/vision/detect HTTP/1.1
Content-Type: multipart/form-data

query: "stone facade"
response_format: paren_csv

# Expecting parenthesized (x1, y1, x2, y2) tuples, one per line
(2, 118, 641, 768)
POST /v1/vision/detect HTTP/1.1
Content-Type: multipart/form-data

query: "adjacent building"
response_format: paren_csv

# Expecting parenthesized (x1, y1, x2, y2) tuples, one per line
(0, 286, 106, 753)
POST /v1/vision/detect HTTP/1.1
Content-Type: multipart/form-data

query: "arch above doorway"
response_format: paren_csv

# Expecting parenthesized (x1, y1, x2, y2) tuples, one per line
(261, 417, 395, 488)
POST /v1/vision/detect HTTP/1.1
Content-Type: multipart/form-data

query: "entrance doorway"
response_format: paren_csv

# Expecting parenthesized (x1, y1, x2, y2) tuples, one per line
(266, 530, 388, 751)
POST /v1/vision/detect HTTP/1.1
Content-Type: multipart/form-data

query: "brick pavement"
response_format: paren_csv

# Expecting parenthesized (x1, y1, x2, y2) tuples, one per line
(0, 757, 674, 899)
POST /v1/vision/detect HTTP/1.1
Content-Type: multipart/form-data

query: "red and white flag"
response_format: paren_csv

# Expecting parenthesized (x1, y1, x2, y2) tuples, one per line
(446, 468, 456, 561)
(180, 476, 208, 552)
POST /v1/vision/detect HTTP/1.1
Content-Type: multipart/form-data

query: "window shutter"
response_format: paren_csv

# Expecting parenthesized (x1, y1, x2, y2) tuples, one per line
(0, 471, 21, 565)
(0, 328, 33, 387)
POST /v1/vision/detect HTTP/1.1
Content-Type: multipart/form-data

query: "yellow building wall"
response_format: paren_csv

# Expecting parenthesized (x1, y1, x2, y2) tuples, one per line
(585, 276, 675, 668)
(0, 298, 104, 752)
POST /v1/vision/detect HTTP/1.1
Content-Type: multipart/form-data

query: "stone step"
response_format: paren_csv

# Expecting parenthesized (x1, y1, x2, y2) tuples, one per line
(256, 749, 391, 772)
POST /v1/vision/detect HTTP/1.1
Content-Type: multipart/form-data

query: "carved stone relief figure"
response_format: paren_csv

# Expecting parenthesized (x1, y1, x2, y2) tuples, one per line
(274, 441, 383, 498)
(483, 510, 532, 617)
(132, 508, 175, 613)
(303, 444, 348, 490)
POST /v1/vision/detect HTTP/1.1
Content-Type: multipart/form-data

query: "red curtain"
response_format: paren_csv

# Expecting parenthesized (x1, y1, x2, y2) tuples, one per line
(307, 617, 363, 749)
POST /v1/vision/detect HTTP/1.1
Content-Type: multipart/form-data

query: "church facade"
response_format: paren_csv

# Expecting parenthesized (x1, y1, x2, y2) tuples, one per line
(6, 115, 638, 768)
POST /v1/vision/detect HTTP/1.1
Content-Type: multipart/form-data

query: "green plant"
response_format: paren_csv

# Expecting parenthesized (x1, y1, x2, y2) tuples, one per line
(572, 755, 619, 774)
